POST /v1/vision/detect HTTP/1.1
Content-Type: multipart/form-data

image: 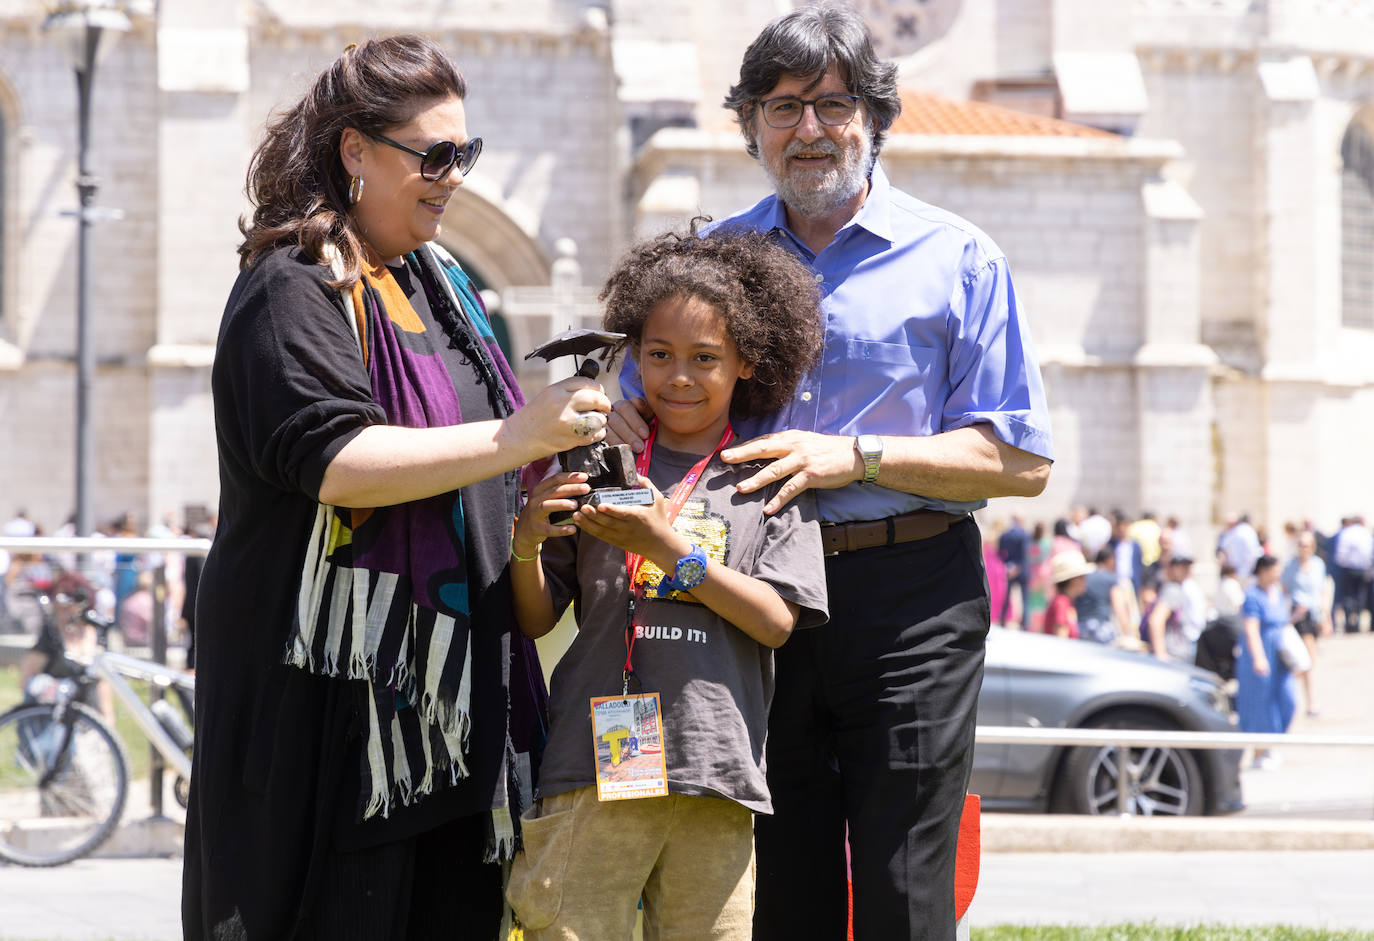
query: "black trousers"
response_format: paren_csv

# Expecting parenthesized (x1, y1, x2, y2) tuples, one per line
(1333, 565, 1365, 632)
(295, 812, 502, 940)
(753, 517, 989, 941)
(1000, 570, 1028, 628)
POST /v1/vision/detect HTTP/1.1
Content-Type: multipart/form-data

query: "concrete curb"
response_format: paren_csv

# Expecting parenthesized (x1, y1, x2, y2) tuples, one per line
(981, 812, 1374, 853)
(96, 814, 184, 859)
(91, 811, 1374, 862)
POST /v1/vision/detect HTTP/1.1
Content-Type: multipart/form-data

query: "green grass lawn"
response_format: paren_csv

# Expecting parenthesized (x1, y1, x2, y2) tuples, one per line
(1, 926, 1369, 941)
(974, 928, 1374, 940)
(0, 660, 21, 713)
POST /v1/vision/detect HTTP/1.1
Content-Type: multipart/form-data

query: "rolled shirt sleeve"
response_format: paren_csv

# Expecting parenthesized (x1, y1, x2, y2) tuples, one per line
(214, 250, 386, 501)
(942, 254, 1054, 461)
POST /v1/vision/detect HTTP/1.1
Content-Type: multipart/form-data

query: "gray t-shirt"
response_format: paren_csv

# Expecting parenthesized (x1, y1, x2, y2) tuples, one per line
(1075, 569, 1117, 625)
(536, 441, 829, 813)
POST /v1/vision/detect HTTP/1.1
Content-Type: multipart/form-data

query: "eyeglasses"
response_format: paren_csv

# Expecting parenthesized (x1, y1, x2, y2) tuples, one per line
(366, 132, 483, 181)
(758, 94, 861, 129)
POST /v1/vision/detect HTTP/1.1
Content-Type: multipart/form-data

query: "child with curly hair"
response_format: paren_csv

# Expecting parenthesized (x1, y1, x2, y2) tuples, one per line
(505, 224, 829, 940)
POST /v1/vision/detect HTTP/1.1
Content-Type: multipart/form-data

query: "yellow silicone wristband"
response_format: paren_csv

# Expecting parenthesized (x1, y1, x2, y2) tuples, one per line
(511, 543, 541, 563)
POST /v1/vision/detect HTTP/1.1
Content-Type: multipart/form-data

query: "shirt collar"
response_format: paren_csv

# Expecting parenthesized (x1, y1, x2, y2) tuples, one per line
(765, 160, 895, 250)
(762, 193, 790, 236)
(850, 161, 894, 243)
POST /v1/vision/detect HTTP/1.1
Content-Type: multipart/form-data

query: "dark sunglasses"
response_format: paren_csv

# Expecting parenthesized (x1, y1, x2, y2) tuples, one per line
(366, 131, 483, 181)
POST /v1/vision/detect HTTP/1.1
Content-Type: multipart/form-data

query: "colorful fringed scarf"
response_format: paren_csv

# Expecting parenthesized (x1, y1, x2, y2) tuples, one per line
(284, 241, 544, 860)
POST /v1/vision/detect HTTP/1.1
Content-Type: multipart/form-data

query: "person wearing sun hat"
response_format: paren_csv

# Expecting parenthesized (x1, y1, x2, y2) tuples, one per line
(1041, 549, 1095, 638)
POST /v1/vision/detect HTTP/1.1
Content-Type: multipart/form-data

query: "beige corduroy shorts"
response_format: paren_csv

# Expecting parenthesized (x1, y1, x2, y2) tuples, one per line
(506, 785, 755, 941)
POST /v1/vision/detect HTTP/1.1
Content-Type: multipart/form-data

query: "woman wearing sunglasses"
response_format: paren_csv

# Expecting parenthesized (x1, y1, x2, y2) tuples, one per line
(183, 35, 610, 941)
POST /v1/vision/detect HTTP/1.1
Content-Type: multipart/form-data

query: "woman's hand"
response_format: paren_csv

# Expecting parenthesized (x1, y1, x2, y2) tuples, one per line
(573, 477, 688, 567)
(1252, 651, 1270, 677)
(513, 472, 589, 558)
(502, 377, 613, 459)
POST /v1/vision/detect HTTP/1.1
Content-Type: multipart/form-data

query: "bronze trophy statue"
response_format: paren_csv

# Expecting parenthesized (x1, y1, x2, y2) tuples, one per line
(525, 329, 652, 523)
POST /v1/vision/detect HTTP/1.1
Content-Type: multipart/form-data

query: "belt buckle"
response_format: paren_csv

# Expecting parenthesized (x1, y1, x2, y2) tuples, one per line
(821, 522, 842, 557)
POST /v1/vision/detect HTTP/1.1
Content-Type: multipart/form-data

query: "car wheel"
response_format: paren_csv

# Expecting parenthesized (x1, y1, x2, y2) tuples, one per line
(1053, 708, 1205, 816)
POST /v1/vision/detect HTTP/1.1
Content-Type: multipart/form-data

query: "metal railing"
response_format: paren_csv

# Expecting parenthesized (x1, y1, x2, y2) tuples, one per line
(0, 534, 210, 816)
(0, 535, 213, 556)
(976, 725, 1374, 816)
(7, 537, 1374, 822)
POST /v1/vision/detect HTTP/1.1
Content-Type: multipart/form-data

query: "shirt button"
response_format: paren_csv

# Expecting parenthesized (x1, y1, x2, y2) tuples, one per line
(800, 391, 813, 402)
(814, 273, 824, 283)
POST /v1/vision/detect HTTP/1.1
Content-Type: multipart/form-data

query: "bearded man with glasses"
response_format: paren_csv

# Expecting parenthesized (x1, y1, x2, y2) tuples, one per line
(608, 4, 1053, 939)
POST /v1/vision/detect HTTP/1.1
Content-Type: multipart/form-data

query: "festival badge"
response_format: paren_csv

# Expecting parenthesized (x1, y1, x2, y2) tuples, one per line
(590, 693, 668, 801)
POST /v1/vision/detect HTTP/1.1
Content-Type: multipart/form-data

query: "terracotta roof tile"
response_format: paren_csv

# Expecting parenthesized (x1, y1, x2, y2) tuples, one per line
(891, 91, 1116, 139)
(703, 91, 1117, 139)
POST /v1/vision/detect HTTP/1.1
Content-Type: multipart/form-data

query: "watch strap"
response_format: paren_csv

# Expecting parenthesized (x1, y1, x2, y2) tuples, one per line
(857, 435, 882, 484)
(662, 544, 708, 593)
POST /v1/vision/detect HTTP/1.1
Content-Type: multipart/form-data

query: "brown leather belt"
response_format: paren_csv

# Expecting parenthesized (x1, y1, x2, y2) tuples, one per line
(820, 509, 966, 556)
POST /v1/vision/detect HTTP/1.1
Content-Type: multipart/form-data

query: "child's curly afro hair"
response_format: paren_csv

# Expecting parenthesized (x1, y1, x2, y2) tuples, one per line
(600, 219, 824, 419)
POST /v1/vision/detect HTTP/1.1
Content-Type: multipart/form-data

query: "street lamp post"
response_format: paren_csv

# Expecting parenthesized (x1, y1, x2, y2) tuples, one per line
(42, 1, 130, 537)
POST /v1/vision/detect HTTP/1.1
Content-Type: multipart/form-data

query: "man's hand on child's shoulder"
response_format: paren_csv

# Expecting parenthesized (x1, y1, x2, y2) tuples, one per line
(722, 430, 865, 514)
(605, 398, 653, 454)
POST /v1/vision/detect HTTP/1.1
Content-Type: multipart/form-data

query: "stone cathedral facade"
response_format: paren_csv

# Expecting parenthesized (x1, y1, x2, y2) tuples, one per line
(1, 0, 1372, 547)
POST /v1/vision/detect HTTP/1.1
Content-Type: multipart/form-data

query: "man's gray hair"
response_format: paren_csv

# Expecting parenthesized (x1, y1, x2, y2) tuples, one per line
(724, 2, 901, 160)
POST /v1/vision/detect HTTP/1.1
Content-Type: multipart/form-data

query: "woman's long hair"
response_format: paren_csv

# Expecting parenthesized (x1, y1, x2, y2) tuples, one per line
(238, 35, 467, 287)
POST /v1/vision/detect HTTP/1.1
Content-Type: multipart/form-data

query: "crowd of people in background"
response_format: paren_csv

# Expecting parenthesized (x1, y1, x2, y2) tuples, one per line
(0, 506, 216, 667)
(982, 506, 1366, 768)
(4, 498, 1362, 778)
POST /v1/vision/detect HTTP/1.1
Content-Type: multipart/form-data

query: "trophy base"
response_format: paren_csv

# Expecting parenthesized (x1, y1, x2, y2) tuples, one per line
(549, 487, 654, 525)
(587, 487, 654, 508)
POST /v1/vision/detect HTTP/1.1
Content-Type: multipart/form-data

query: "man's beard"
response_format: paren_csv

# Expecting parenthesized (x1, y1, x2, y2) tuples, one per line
(762, 122, 874, 220)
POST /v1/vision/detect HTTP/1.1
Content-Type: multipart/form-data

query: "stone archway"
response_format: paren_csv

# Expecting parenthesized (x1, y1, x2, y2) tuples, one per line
(434, 183, 552, 369)
(436, 182, 549, 291)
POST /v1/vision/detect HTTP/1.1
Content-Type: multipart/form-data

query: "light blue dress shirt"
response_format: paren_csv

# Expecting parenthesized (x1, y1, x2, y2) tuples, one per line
(621, 163, 1053, 523)
(1281, 555, 1326, 615)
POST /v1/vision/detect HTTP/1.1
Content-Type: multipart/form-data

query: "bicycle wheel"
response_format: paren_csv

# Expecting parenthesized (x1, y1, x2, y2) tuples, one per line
(0, 702, 130, 866)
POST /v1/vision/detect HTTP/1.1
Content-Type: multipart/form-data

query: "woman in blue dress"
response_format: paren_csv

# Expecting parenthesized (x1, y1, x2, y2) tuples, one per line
(1235, 554, 1297, 769)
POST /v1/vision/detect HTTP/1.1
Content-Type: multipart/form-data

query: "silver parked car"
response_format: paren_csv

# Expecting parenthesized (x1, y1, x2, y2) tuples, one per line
(972, 627, 1244, 816)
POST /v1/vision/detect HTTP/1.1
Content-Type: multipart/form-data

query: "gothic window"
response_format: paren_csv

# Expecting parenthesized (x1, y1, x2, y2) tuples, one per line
(1341, 110, 1374, 329)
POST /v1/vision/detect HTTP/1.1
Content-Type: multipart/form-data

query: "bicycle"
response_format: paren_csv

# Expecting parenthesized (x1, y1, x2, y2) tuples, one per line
(0, 589, 194, 867)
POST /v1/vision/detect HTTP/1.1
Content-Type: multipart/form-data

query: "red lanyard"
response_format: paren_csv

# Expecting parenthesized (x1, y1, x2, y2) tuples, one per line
(621, 421, 734, 693)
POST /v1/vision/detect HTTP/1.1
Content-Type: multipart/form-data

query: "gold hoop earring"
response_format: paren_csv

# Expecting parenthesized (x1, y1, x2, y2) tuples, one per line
(348, 175, 365, 205)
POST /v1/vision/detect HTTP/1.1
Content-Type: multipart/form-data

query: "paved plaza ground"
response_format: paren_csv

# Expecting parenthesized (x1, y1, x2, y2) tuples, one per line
(5, 849, 1373, 940)
(3, 635, 1372, 939)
